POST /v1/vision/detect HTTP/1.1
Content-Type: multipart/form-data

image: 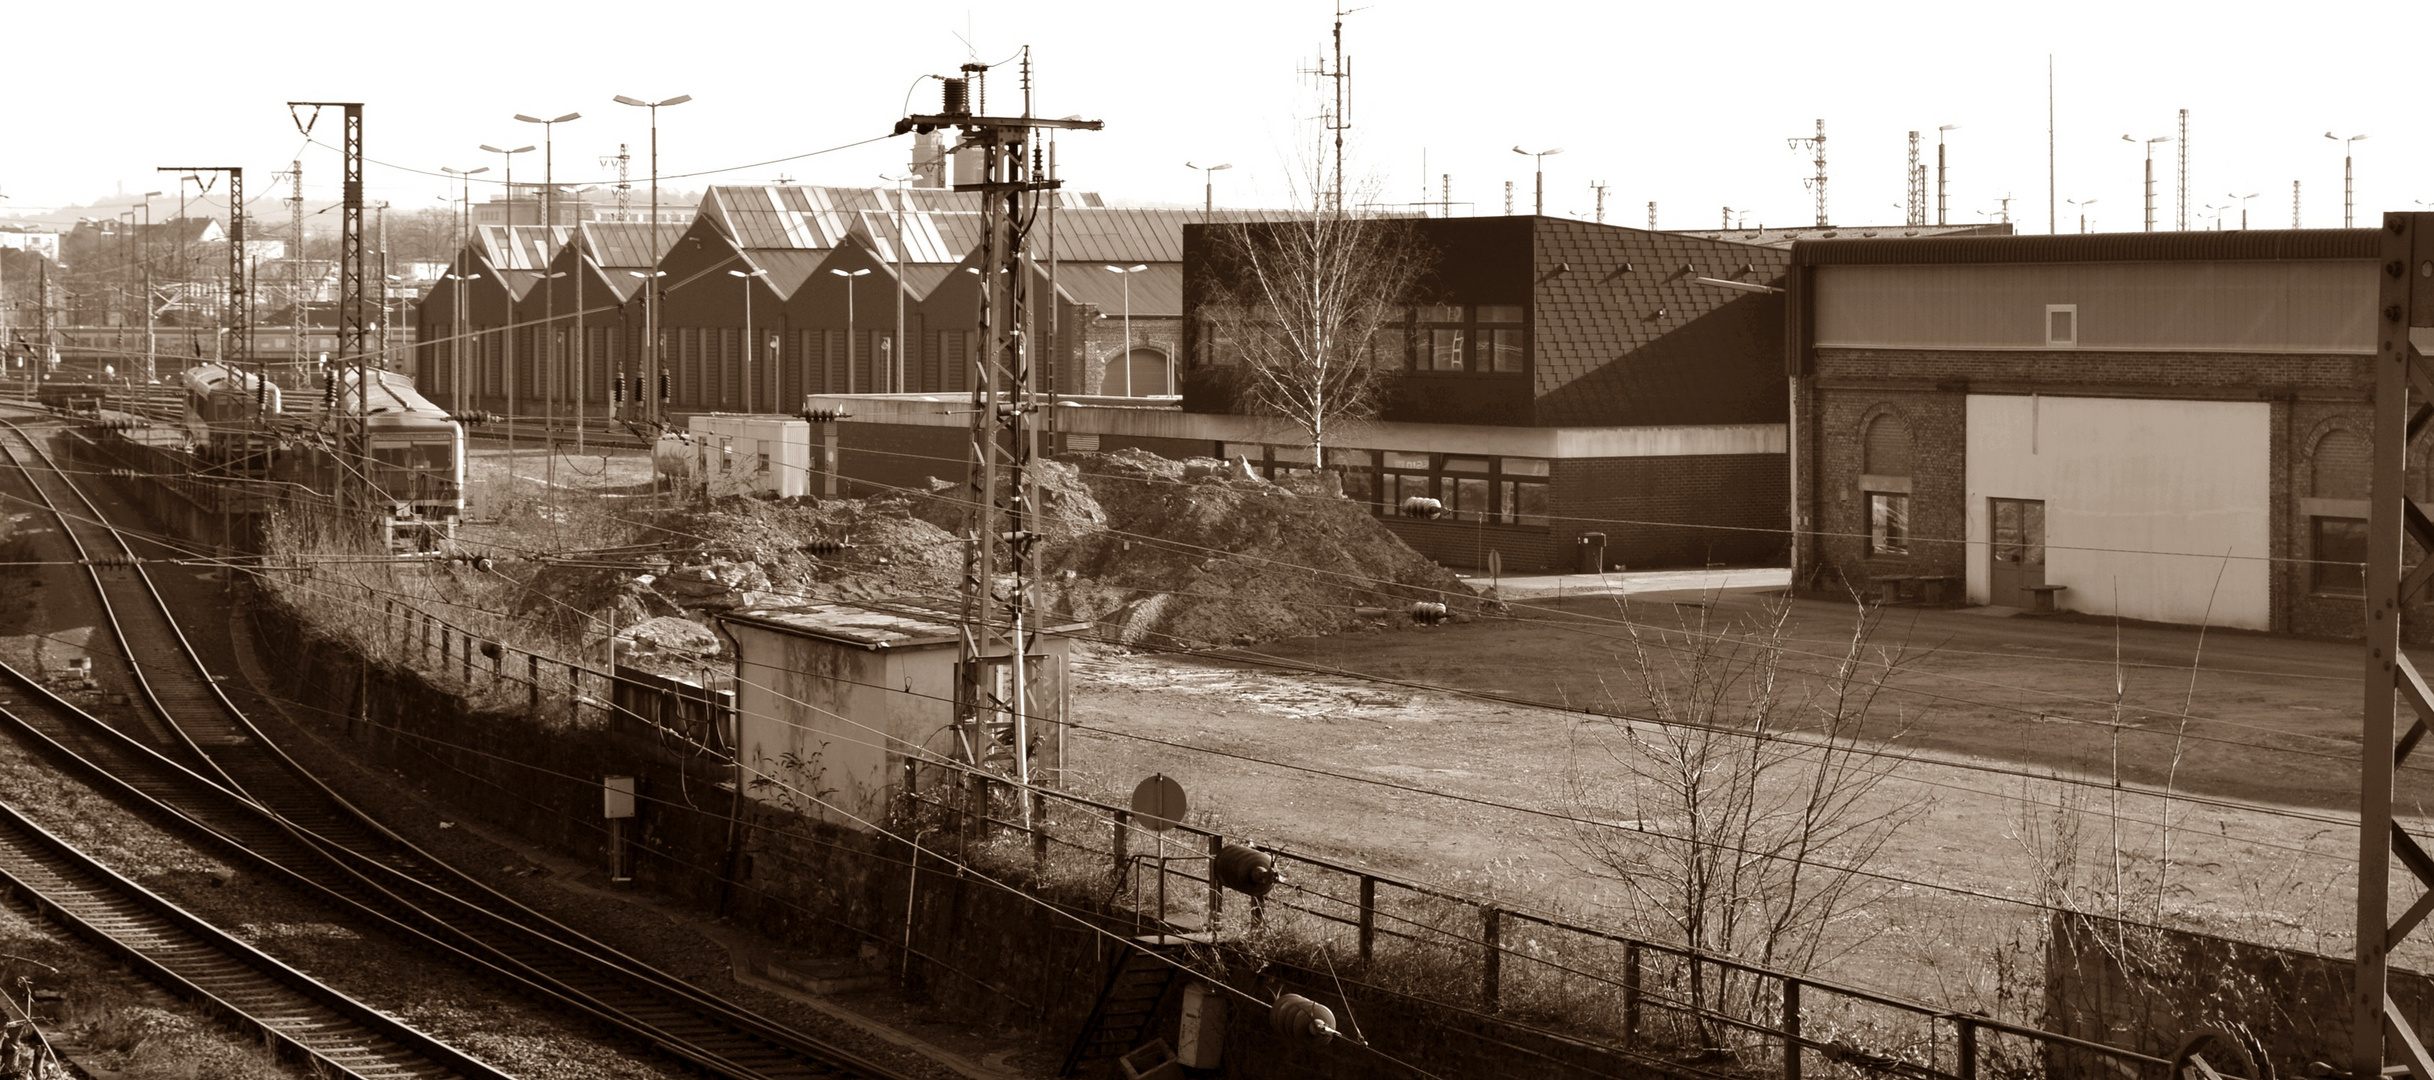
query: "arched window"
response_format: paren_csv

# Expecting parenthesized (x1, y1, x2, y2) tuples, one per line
(1861, 414, 1913, 556)
(2309, 427, 2370, 594)
(1112, 348, 1169, 396)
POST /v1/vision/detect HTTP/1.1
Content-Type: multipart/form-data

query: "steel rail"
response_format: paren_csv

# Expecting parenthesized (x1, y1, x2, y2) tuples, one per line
(0, 409, 919, 1080)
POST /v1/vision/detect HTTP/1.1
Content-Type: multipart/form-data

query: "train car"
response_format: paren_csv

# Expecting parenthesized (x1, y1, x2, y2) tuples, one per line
(322, 367, 464, 551)
(179, 363, 283, 467)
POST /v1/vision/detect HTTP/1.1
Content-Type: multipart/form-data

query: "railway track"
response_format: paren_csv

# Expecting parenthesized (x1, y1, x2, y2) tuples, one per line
(0, 411, 921, 1080)
(0, 791, 504, 1080)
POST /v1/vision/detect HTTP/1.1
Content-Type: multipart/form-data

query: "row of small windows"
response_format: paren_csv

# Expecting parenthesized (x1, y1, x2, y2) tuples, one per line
(1225, 444, 1552, 525)
(1201, 303, 1529, 376)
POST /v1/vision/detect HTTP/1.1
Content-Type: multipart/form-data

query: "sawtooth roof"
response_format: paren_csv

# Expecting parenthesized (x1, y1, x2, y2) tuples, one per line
(581, 222, 684, 269)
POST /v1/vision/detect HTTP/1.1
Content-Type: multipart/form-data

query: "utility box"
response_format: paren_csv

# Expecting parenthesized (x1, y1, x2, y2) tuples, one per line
(602, 775, 637, 819)
(1177, 981, 1226, 1067)
(687, 413, 812, 498)
(719, 599, 1088, 827)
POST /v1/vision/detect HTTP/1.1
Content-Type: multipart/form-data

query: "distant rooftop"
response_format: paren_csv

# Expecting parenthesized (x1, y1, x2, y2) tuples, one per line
(1672, 222, 2014, 248)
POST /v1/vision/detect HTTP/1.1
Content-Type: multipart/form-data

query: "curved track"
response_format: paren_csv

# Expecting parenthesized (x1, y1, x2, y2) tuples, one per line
(0, 411, 919, 1080)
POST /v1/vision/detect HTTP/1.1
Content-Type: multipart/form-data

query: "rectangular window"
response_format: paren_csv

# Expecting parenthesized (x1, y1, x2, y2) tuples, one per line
(2312, 517, 2368, 594)
(1501, 457, 1551, 478)
(1328, 448, 1376, 507)
(1451, 477, 1490, 521)
(1383, 451, 1430, 470)
(2046, 304, 2077, 347)
(1868, 492, 1910, 555)
(1415, 304, 1463, 323)
(1475, 304, 1525, 324)
(1428, 328, 1466, 371)
(1485, 328, 1526, 372)
(1507, 481, 1551, 525)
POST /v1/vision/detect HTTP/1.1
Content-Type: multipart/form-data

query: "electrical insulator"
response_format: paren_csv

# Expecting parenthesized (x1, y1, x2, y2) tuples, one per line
(1212, 843, 1280, 897)
(659, 371, 671, 403)
(1399, 496, 1444, 519)
(1270, 994, 1337, 1041)
(1409, 601, 1450, 626)
(612, 371, 625, 405)
(800, 406, 852, 422)
(800, 539, 852, 555)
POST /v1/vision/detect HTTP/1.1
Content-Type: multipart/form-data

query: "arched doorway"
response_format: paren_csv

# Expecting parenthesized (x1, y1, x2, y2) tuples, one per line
(1116, 347, 1170, 396)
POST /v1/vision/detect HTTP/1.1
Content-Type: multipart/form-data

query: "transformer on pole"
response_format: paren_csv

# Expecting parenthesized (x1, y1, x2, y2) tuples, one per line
(2357, 211, 2434, 1080)
(895, 52, 1101, 809)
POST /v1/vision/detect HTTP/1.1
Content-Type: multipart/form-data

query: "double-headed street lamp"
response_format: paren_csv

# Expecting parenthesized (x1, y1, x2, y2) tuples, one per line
(880, 171, 923, 393)
(1185, 162, 1231, 226)
(139, 190, 162, 382)
(2231, 192, 2261, 231)
(2066, 197, 2098, 234)
(829, 267, 871, 394)
(440, 164, 489, 417)
(2121, 134, 2170, 232)
(1102, 263, 1148, 395)
(2326, 132, 2368, 228)
(613, 93, 691, 423)
(514, 110, 580, 452)
(1512, 146, 1563, 216)
(728, 266, 769, 411)
(478, 142, 536, 475)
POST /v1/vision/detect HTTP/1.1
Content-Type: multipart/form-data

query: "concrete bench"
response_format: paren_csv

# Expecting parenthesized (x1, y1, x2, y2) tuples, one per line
(2023, 583, 2068, 615)
(1873, 575, 1916, 605)
(1915, 574, 1959, 605)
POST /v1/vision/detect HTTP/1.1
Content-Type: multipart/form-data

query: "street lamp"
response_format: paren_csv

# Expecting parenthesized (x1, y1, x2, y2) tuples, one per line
(2231, 192, 2261, 231)
(478, 143, 535, 474)
(829, 267, 871, 394)
(1512, 146, 1564, 216)
(2066, 197, 2098, 234)
(440, 165, 489, 418)
(2121, 134, 2170, 232)
(624, 270, 667, 415)
(2326, 132, 2368, 228)
(139, 190, 162, 382)
(1936, 125, 1959, 226)
(1185, 162, 1232, 226)
(1102, 264, 1148, 395)
(880, 171, 923, 393)
(477, 144, 536, 225)
(514, 110, 579, 455)
(613, 93, 691, 422)
(728, 267, 768, 411)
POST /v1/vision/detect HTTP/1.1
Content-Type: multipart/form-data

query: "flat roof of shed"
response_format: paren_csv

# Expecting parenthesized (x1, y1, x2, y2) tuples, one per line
(723, 599, 1088, 651)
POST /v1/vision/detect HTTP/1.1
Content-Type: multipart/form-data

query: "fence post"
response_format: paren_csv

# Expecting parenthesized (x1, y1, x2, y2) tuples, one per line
(1783, 978, 1802, 1080)
(1956, 1018, 1977, 1080)
(527, 653, 540, 711)
(1357, 876, 1376, 964)
(1481, 905, 1502, 1011)
(1205, 833, 1224, 931)
(1623, 941, 1641, 1046)
(1030, 789, 1048, 870)
(1112, 810, 1130, 892)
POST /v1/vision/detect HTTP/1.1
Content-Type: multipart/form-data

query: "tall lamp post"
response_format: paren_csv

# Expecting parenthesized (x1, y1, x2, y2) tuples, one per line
(880, 171, 923, 393)
(1185, 161, 1232, 226)
(440, 165, 488, 418)
(728, 266, 768, 411)
(2066, 197, 2098, 234)
(2122, 134, 2170, 232)
(613, 93, 691, 424)
(1101, 263, 1148, 395)
(514, 110, 580, 464)
(1511, 146, 1563, 217)
(2231, 191, 2261, 230)
(2326, 132, 2368, 228)
(478, 142, 535, 476)
(828, 267, 871, 393)
(625, 270, 667, 415)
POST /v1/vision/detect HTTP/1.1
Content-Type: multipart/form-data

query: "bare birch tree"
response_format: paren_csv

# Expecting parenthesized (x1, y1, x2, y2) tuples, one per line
(1194, 182, 1425, 468)
(1565, 597, 1930, 1046)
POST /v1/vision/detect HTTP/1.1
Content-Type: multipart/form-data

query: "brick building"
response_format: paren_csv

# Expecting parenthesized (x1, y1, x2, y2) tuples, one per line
(1787, 229, 2386, 635)
(1172, 214, 1792, 571)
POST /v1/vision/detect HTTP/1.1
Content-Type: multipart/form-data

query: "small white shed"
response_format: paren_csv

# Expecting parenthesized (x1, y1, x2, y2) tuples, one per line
(719, 600, 1085, 826)
(686, 413, 813, 498)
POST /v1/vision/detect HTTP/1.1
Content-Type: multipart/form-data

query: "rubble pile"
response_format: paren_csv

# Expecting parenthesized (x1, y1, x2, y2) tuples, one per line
(530, 447, 1473, 657)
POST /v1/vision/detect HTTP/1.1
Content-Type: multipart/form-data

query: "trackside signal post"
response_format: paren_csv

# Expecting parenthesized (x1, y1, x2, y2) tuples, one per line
(894, 55, 1100, 816)
(2361, 212, 2434, 1080)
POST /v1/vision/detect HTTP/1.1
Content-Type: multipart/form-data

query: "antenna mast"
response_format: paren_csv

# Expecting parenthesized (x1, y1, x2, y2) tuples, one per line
(1299, 5, 1357, 213)
(1905, 132, 1925, 226)
(895, 54, 1102, 808)
(1590, 181, 1607, 224)
(601, 144, 632, 221)
(290, 160, 305, 377)
(1788, 119, 1828, 226)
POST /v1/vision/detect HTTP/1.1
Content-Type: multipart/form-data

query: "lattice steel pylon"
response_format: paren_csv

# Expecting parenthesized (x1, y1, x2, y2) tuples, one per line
(1788, 119, 1827, 227)
(1905, 131, 1925, 226)
(2359, 211, 2434, 1080)
(895, 54, 1101, 810)
(158, 165, 246, 374)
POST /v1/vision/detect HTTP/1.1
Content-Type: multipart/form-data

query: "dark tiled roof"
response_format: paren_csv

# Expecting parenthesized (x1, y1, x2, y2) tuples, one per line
(1792, 227, 2378, 266)
(1528, 218, 1790, 428)
(1675, 222, 2013, 247)
(745, 249, 827, 298)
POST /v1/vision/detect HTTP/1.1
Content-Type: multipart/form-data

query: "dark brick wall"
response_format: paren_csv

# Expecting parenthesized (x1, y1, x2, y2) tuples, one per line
(1551, 453, 1788, 569)
(1804, 386, 1969, 596)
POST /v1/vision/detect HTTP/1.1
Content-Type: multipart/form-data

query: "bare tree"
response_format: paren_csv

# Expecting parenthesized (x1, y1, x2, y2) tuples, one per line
(1194, 181, 1425, 468)
(1565, 596, 1930, 1045)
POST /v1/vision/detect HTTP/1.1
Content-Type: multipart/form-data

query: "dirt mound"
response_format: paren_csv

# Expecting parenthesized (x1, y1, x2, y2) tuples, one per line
(1033, 449, 1474, 648)
(537, 446, 1472, 654)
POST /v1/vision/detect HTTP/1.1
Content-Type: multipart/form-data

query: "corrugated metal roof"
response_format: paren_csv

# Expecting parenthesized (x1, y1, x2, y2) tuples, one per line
(581, 222, 684, 269)
(701, 184, 1101, 252)
(747, 249, 828, 299)
(1792, 227, 2379, 266)
(476, 225, 574, 272)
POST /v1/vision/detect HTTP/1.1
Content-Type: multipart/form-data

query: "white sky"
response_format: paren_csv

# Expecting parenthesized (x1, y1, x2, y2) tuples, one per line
(5, 0, 2428, 234)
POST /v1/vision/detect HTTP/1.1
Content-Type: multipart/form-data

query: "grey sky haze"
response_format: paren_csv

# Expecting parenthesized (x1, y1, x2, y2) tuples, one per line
(5, 0, 2425, 234)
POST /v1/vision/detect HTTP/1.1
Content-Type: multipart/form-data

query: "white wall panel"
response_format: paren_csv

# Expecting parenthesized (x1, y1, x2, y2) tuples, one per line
(1964, 395, 2270, 628)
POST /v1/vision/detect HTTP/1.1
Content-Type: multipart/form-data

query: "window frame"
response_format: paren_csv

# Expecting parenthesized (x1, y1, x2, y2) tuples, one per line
(1405, 304, 1530, 375)
(2310, 515, 2368, 596)
(1866, 491, 1911, 556)
(2045, 304, 2078, 347)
